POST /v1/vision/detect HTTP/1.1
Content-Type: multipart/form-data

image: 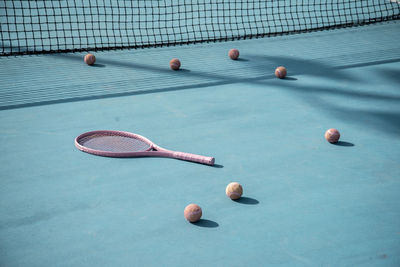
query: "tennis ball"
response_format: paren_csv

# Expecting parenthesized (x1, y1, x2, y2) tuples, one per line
(170, 58, 181, 70)
(84, 53, 96, 65)
(226, 182, 243, 200)
(275, 66, 287, 79)
(325, 128, 340, 143)
(184, 204, 202, 223)
(228, 48, 240, 60)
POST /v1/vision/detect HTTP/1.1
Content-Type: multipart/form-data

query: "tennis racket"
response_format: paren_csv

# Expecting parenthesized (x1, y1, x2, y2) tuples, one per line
(75, 130, 215, 166)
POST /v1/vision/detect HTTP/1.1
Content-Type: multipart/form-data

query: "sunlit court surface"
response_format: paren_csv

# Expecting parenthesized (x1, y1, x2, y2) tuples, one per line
(1, 1, 400, 266)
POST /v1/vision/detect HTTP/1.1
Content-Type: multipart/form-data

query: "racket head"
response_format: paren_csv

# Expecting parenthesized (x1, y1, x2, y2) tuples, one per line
(75, 130, 154, 157)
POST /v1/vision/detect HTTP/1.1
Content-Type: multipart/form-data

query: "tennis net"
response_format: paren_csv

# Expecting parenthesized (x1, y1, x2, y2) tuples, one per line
(1, 0, 399, 56)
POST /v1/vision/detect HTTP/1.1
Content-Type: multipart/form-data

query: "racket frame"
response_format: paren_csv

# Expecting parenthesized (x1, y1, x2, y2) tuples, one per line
(75, 130, 215, 165)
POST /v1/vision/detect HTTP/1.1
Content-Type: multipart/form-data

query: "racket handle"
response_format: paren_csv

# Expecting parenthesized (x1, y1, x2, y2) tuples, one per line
(173, 152, 215, 165)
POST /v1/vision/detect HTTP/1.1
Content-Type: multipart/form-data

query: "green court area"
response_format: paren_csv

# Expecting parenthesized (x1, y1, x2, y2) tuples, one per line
(1, 1, 400, 267)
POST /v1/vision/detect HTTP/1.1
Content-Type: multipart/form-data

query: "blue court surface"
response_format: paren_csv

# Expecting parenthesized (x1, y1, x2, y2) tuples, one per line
(1, 15, 400, 267)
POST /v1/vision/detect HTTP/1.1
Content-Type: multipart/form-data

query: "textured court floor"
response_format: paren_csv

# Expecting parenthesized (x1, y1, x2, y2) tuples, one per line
(0, 21, 399, 267)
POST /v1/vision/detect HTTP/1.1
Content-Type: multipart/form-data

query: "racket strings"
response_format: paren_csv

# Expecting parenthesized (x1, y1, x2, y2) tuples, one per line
(78, 134, 151, 152)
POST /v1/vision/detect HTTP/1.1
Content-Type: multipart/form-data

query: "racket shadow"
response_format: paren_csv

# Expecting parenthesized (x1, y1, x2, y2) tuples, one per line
(155, 157, 222, 167)
(212, 164, 224, 168)
(88, 153, 222, 167)
(181, 160, 223, 168)
(138, 156, 222, 167)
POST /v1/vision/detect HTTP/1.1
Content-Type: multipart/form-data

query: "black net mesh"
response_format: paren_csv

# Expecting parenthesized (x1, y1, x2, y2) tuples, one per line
(1, 0, 399, 56)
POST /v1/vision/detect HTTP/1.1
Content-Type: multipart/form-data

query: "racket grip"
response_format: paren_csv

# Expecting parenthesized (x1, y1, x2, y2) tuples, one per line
(173, 152, 215, 165)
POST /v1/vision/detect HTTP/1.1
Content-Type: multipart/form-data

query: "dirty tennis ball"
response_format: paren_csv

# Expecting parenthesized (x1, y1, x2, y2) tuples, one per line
(228, 48, 240, 60)
(275, 66, 287, 79)
(325, 128, 340, 143)
(169, 58, 181, 70)
(184, 204, 202, 223)
(226, 182, 243, 200)
(84, 53, 96, 65)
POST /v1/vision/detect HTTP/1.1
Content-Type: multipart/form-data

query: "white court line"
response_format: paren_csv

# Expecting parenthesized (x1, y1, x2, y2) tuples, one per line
(390, 0, 400, 4)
